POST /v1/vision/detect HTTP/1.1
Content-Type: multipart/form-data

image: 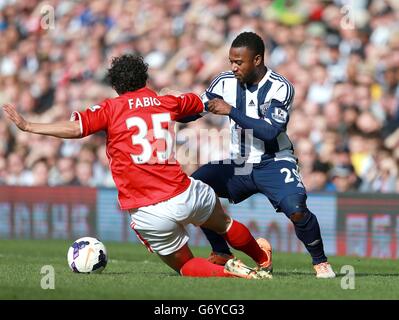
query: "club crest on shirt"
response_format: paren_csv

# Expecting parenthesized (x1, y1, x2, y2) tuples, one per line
(258, 101, 270, 118)
(88, 105, 101, 112)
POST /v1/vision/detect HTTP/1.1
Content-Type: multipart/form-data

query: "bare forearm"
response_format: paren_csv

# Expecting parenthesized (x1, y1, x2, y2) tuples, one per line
(25, 121, 81, 138)
(2, 104, 81, 138)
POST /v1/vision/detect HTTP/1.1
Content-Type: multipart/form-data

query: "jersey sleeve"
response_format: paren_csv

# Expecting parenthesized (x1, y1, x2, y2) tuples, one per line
(201, 72, 234, 109)
(167, 93, 205, 121)
(263, 81, 294, 131)
(70, 100, 110, 137)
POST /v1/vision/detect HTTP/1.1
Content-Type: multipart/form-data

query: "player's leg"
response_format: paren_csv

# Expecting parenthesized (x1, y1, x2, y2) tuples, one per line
(158, 242, 233, 277)
(157, 241, 194, 272)
(181, 177, 271, 278)
(278, 194, 335, 278)
(191, 161, 234, 257)
(198, 188, 271, 270)
(131, 210, 240, 277)
(253, 159, 335, 278)
(192, 161, 258, 262)
(129, 182, 259, 279)
(164, 244, 258, 278)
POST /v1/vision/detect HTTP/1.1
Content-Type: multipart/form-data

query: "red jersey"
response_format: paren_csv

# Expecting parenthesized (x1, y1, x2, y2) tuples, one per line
(71, 87, 204, 209)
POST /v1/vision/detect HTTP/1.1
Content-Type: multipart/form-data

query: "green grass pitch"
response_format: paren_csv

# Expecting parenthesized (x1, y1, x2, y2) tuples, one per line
(0, 239, 398, 300)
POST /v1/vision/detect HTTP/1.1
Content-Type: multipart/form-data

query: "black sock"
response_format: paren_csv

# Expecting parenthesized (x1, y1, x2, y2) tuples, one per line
(293, 210, 327, 265)
(201, 227, 232, 255)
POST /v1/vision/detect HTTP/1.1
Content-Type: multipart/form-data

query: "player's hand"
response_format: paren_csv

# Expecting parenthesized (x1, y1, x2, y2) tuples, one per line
(207, 98, 232, 115)
(2, 104, 29, 131)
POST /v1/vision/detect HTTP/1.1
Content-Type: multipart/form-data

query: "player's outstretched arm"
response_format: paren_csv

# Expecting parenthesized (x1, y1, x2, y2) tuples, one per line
(2, 104, 81, 139)
(159, 88, 203, 123)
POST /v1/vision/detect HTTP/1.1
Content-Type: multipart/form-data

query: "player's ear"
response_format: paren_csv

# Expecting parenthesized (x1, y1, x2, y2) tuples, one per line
(254, 54, 262, 66)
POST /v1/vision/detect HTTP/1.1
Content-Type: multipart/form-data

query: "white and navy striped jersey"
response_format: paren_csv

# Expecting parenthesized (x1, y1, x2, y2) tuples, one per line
(201, 68, 295, 163)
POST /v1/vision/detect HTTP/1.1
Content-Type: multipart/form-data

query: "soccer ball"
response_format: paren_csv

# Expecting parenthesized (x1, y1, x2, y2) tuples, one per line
(67, 237, 108, 273)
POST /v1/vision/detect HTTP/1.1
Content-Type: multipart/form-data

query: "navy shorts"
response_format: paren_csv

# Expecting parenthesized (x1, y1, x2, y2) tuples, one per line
(191, 158, 307, 214)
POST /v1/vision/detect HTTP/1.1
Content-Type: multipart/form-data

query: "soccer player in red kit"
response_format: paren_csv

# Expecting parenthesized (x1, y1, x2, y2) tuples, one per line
(3, 54, 272, 279)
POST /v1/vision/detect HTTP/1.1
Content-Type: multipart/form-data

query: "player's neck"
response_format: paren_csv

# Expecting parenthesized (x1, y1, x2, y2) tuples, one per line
(247, 66, 267, 86)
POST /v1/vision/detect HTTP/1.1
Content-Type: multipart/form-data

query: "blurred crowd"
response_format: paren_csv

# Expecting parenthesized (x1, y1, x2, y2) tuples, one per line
(0, 0, 398, 193)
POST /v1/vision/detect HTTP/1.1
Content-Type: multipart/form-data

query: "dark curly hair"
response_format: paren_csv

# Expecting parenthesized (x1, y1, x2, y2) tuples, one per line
(107, 54, 148, 94)
(231, 32, 265, 59)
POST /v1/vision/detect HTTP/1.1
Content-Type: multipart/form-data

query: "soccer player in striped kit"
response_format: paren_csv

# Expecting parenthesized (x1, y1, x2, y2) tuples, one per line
(192, 32, 335, 278)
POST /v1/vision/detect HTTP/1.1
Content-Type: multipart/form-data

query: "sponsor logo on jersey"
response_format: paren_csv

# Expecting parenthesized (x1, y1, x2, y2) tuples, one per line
(271, 108, 288, 123)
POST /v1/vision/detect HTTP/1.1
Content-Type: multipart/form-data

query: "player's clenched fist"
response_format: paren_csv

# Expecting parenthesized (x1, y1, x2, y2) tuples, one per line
(207, 98, 232, 115)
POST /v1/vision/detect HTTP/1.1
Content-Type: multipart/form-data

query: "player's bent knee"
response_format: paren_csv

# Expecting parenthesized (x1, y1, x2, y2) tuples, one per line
(158, 244, 194, 273)
(279, 193, 308, 220)
(290, 211, 307, 223)
(200, 199, 231, 234)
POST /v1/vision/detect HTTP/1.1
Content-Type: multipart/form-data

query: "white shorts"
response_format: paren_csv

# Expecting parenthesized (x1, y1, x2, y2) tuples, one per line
(129, 178, 216, 255)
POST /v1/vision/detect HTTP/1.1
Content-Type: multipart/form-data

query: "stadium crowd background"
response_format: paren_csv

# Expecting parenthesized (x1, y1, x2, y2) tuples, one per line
(0, 0, 398, 194)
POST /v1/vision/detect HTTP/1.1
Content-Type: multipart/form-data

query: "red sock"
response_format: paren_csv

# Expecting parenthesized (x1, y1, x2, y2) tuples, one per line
(223, 220, 268, 265)
(180, 257, 234, 277)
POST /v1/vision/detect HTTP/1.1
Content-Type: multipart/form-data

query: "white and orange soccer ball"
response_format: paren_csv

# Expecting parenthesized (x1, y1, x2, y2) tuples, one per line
(67, 237, 108, 273)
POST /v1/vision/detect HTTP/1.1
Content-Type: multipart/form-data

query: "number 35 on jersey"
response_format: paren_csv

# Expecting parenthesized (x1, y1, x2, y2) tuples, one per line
(126, 113, 174, 164)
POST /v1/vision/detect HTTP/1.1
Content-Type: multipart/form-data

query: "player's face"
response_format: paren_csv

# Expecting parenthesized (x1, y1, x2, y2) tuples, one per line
(229, 47, 260, 84)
